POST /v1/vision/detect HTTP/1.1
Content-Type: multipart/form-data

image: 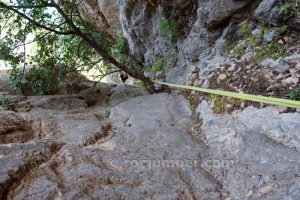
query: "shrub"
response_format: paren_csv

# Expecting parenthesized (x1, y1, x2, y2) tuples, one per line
(115, 34, 129, 54)
(134, 81, 148, 91)
(10, 66, 23, 89)
(280, 0, 300, 18)
(232, 24, 287, 62)
(159, 19, 180, 43)
(27, 66, 57, 95)
(212, 95, 226, 113)
(153, 60, 165, 72)
(1, 96, 10, 110)
(288, 88, 300, 101)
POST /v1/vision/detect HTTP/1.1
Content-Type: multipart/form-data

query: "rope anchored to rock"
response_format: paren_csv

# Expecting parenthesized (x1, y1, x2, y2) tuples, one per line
(153, 80, 300, 109)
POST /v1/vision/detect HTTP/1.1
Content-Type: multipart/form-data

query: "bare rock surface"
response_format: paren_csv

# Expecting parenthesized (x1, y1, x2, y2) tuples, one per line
(197, 101, 300, 199)
(0, 84, 300, 199)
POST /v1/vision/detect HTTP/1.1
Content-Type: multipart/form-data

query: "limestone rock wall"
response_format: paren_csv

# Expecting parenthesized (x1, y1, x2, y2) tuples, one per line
(84, 0, 299, 83)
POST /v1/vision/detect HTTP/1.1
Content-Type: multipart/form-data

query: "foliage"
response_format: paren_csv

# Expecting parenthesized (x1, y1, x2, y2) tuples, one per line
(241, 22, 251, 35)
(115, 34, 128, 55)
(259, 41, 286, 61)
(280, 0, 300, 19)
(146, 53, 167, 77)
(188, 99, 195, 111)
(153, 59, 165, 72)
(9, 66, 24, 89)
(1, 96, 10, 110)
(231, 22, 287, 62)
(212, 95, 226, 113)
(0, 0, 155, 94)
(288, 88, 300, 101)
(134, 81, 148, 91)
(26, 66, 57, 95)
(159, 19, 180, 43)
(231, 45, 246, 56)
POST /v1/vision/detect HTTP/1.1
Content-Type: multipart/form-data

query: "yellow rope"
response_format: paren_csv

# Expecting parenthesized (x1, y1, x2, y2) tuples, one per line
(153, 80, 300, 109)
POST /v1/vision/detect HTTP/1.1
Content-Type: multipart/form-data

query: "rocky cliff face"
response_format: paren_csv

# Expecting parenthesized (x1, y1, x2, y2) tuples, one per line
(1, 1, 300, 199)
(1, 83, 300, 199)
(84, 0, 299, 83)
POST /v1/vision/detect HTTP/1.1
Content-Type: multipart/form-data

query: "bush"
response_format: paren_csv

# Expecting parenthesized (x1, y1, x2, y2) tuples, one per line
(115, 34, 129, 54)
(153, 59, 165, 72)
(159, 19, 180, 43)
(10, 66, 23, 89)
(1, 96, 10, 110)
(280, 0, 300, 18)
(212, 95, 225, 113)
(27, 66, 57, 95)
(288, 88, 300, 101)
(231, 24, 287, 62)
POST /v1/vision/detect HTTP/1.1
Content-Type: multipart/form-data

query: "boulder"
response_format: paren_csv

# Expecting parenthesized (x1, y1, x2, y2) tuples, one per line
(254, 0, 277, 22)
(26, 96, 87, 111)
(205, 0, 251, 29)
(1, 92, 300, 199)
(109, 84, 148, 106)
(78, 83, 112, 106)
(196, 101, 300, 199)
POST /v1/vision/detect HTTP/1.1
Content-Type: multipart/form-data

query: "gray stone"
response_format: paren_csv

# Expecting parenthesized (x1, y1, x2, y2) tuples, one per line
(196, 101, 300, 199)
(254, 0, 277, 23)
(263, 30, 279, 44)
(260, 58, 290, 73)
(228, 64, 235, 72)
(110, 84, 148, 106)
(218, 74, 227, 81)
(241, 52, 255, 64)
(0, 77, 12, 92)
(194, 79, 203, 87)
(205, 0, 251, 29)
(27, 95, 87, 110)
(1, 90, 300, 199)
(284, 54, 300, 65)
(251, 28, 261, 36)
(79, 84, 112, 106)
(282, 77, 299, 85)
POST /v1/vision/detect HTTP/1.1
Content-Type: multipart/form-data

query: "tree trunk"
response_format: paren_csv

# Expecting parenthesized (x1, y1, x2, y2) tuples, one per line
(81, 34, 157, 93)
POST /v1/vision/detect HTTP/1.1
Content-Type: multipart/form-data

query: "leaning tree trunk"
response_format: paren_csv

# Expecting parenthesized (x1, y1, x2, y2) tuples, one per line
(80, 34, 157, 93)
(54, 0, 158, 93)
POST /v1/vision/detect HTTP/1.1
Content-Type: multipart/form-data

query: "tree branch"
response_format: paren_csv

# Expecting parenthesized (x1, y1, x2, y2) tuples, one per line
(0, 2, 78, 35)
(1, 3, 55, 9)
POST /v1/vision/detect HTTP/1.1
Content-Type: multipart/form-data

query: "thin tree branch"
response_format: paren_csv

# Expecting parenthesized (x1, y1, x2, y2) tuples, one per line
(2, 3, 55, 9)
(0, 2, 78, 35)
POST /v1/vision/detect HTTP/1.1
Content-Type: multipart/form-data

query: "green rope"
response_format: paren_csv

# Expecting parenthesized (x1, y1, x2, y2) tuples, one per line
(153, 80, 300, 109)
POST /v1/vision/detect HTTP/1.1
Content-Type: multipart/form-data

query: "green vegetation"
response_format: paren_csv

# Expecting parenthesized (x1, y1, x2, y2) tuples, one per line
(1, 96, 10, 110)
(188, 99, 195, 111)
(26, 66, 57, 95)
(159, 19, 180, 43)
(105, 110, 111, 119)
(146, 53, 168, 77)
(134, 81, 148, 91)
(280, 0, 300, 18)
(0, 0, 156, 94)
(231, 22, 287, 62)
(231, 45, 246, 56)
(288, 88, 300, 101)
(212, 95, 226, 113)
(115, 34, 129, 55)
(153, 59, 165, 72)
(9, 67, 23, 89)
